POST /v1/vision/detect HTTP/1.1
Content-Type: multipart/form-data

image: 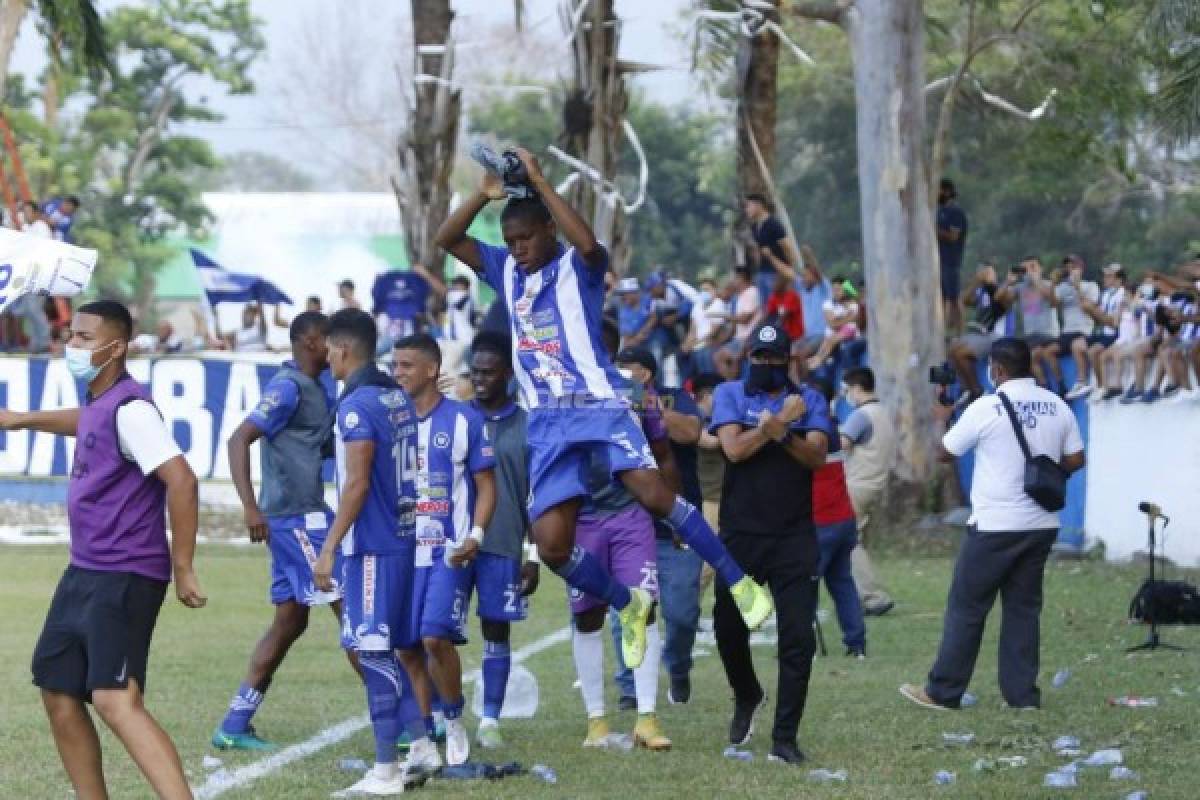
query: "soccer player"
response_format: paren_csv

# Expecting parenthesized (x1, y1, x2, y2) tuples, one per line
(0, 301, 205, 799)
(212, 311, 359, 750)
(313, 309, 422, 797)
(434, 147, 772, 670)
(466, 331, 541, 749)
(392, 333, 496, 768)
(570, 322, 672, 751)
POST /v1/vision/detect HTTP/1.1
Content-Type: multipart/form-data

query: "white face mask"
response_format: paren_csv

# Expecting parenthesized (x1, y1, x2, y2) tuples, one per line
(65, 340, 117, 382)
(617, 367, 634, 381)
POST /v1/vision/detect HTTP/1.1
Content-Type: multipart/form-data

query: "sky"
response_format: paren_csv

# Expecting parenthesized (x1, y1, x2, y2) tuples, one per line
(11, 0, 700, 174)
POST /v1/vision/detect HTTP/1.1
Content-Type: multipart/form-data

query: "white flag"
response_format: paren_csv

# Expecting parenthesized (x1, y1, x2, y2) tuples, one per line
(0, 227, 98, 314)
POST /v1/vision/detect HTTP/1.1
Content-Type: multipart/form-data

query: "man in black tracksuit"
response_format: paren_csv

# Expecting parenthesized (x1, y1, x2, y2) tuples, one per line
(708, 323, 832, 765)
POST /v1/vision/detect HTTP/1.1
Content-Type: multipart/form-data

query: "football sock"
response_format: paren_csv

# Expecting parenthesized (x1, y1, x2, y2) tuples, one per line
(572, 628, 606, 718)
(552, 545, 631, 610)
(633, 622, 663, 715)
(359, 651, 400, 766)
(220, 683, 264, 735)
(667, 497, 745, 586)
(482, 639, 511, 722)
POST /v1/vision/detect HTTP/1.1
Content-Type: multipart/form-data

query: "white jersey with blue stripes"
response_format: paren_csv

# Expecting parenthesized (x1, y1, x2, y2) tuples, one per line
(476, 239, 630, 409)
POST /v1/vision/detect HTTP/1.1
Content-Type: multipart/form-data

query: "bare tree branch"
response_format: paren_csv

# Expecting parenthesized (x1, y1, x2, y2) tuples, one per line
(790, 1, 847, 25)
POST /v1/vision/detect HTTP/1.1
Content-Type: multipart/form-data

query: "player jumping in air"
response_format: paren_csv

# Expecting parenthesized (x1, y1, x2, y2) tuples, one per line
(434, 147, 773, 670)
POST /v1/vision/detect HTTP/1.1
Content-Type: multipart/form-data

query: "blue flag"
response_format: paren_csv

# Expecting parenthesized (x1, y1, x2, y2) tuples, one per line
(190, 249, 292, 306)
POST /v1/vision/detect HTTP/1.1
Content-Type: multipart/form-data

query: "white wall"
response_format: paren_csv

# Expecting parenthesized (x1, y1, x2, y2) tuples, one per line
(1086, 400, 1200, 566)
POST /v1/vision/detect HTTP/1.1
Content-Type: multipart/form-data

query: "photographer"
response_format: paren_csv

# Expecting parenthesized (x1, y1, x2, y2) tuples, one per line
(901, 338, 1084, 712)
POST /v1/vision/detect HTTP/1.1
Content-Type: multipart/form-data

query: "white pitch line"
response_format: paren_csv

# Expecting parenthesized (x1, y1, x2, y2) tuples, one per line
(194, 624, 573, 799)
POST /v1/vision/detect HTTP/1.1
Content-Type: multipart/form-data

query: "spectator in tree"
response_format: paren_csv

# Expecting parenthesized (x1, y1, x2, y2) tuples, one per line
(743, 193, 799, 304)
(807, 279, 860, 371)
(43, 195, 79, 242)
(1071, 263, 1126, 399)
(1009, 257, 1059, 387)
(795, 244, 833, 360)
(839, 367, 896, 617)
(713, 267, 761, 381)
(1039, 255, 1098, 396)
(338, 279, 361, 311)
(949, 263, 1008, 402)
(682, 279, 730, 377)
(936, 178, 969, 336)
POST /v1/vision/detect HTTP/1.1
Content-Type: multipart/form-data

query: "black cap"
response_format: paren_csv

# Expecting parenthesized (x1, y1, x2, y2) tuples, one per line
(748, 323, 791, 358)
(615, 346, 658, 377)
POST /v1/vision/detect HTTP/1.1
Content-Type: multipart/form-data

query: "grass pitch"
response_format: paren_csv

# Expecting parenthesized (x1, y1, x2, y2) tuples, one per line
(2, 542, 1198, 798)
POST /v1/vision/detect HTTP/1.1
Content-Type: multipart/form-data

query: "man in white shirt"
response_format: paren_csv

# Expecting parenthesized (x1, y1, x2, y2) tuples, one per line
(713, 267, 761, 380)
(901, 337, 1084, 711)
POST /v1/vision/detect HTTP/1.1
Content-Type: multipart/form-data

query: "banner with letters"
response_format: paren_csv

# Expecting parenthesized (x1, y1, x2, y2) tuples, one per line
(0, 354, 302, 480)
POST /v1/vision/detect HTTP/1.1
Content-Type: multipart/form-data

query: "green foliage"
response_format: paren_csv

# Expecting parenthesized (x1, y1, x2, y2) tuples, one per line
(11, 0, 265, 304)
(33, 0, 110, 77)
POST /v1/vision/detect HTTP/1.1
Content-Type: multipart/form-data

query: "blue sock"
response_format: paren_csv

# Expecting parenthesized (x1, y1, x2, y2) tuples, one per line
(359, 652, 400, 765)
(396, 666, 424, 741)
(220, 682, 264, 735)
(481, 640, 511, 720)
(667, 497, 745, 586)
(551, 545, 632, 610)
(443, 695, 465, 721)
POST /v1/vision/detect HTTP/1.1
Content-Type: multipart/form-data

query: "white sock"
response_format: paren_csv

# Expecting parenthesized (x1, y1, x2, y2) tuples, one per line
(633, 621, 663, 715)
(572, 628, 605, 718)
(372, 761, 397, 779)
(480, 716, 498, 728)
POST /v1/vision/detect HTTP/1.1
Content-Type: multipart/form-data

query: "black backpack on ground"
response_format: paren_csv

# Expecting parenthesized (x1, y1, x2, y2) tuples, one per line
(1128, 580, 1200, 625)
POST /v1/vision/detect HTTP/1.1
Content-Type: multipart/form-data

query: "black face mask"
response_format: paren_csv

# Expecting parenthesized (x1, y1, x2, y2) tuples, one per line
(746, 363, 789, 394)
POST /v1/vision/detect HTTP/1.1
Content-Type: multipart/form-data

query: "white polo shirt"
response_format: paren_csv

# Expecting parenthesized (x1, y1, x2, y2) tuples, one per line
(943, 378, 1083, 532)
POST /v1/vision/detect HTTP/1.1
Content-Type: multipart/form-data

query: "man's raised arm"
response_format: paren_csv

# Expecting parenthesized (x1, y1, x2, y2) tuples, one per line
(435, 172, 507, 273)
(514, 148, 604, 268)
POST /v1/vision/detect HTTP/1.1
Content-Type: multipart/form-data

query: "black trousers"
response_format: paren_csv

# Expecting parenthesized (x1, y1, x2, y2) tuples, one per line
(714, 530, 818, 745)
(926, 527, 1058, 709)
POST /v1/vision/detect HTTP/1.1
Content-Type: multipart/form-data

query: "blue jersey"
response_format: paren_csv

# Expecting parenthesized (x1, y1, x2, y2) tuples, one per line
(414, 396, 494, 559)
(475, 239, 630, 408)
(335, 384, 418, 556)
(372, 270, 431, 338)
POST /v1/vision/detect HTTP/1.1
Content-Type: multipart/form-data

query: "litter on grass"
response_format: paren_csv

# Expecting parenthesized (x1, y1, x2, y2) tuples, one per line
(1081, 749, 1123, 767)
(1043, 770, 1078, 788)
(1052, 668, 1071, 688)
(337, 758, 368, 772)
(201, 755, 223, 771)
(960, 691, 978, 707)
(807, 768, 848, 783)
(1109, 696, 1159, 708)
(933, 770, 956, 785)
(722, 746, 753, 762)
(1110, 766, 1139, 781)
(941, 732, 975, 745)
(997, 756, 1028, 768)
(1052, 736, 1081, 751)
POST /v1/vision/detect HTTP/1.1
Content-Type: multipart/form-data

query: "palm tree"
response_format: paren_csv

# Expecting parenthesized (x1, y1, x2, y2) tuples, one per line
(0, 0, 110, 92)
(1148, 0, 1200, 141)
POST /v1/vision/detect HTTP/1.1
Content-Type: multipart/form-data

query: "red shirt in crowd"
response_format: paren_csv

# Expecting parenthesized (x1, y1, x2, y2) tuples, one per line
(812, 455, 856, 526)
(765, 287, 805, 341)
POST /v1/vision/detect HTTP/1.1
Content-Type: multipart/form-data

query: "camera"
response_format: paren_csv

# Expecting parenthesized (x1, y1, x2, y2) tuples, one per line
(470, 141, 536, 200)
(929, 362, 956, 386)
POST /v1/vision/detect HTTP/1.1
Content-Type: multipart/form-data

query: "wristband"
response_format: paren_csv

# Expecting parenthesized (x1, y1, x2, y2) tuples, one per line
(525, 542, 541, 565)
(469, 525, 485, 544)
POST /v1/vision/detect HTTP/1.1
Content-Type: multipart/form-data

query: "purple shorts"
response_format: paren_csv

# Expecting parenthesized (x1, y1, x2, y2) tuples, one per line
(569, 504, 659, 614)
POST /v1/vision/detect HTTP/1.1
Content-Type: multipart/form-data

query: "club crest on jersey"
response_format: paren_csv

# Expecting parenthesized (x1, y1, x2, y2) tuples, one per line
(433, 431, 451, 449)
(379, 390, 408, 409)
(343, 411, 360, 430)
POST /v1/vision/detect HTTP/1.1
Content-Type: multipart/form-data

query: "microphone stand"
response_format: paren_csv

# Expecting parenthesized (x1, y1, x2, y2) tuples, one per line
(1127, 513, 1185, 653)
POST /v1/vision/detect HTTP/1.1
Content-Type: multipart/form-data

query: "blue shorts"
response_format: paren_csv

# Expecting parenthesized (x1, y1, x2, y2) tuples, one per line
(340, 552, 417, 652)
(268, 510, 342, 606)
(461, 551, 527, 623)
(411, 549, 468, 646)
(526, 406, 657, 521)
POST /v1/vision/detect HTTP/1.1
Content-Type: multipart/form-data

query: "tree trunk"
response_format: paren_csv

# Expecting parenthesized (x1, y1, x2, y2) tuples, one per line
(0, 0, 26, 95)
(844, 0, 942, 489)
(395, 0, 461, 276)
(736, 2, 779, 202)
(562, 0, 630, 272)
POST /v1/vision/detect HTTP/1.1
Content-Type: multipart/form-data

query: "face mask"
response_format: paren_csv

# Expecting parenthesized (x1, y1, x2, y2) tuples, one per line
(698, 290, 714, 306)
(65, 340, 117, 382)
(745, 363, 788, 394)
(616, 367, 634, 382)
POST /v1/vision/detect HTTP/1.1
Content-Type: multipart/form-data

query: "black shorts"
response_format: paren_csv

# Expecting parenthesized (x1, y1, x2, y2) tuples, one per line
(32, 566, 167, 701)
(1056, 332, 1087, 352)
(1087, 332, 1118, 348)
(1023, 334, 1055, 349)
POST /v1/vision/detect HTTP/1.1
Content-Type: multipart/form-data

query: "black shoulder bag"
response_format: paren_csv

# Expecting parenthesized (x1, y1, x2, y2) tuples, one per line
(996, 391, 1068, 512)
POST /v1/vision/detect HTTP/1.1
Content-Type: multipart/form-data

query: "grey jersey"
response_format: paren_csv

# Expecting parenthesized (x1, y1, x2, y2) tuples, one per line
(473, 400, 529, 560)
